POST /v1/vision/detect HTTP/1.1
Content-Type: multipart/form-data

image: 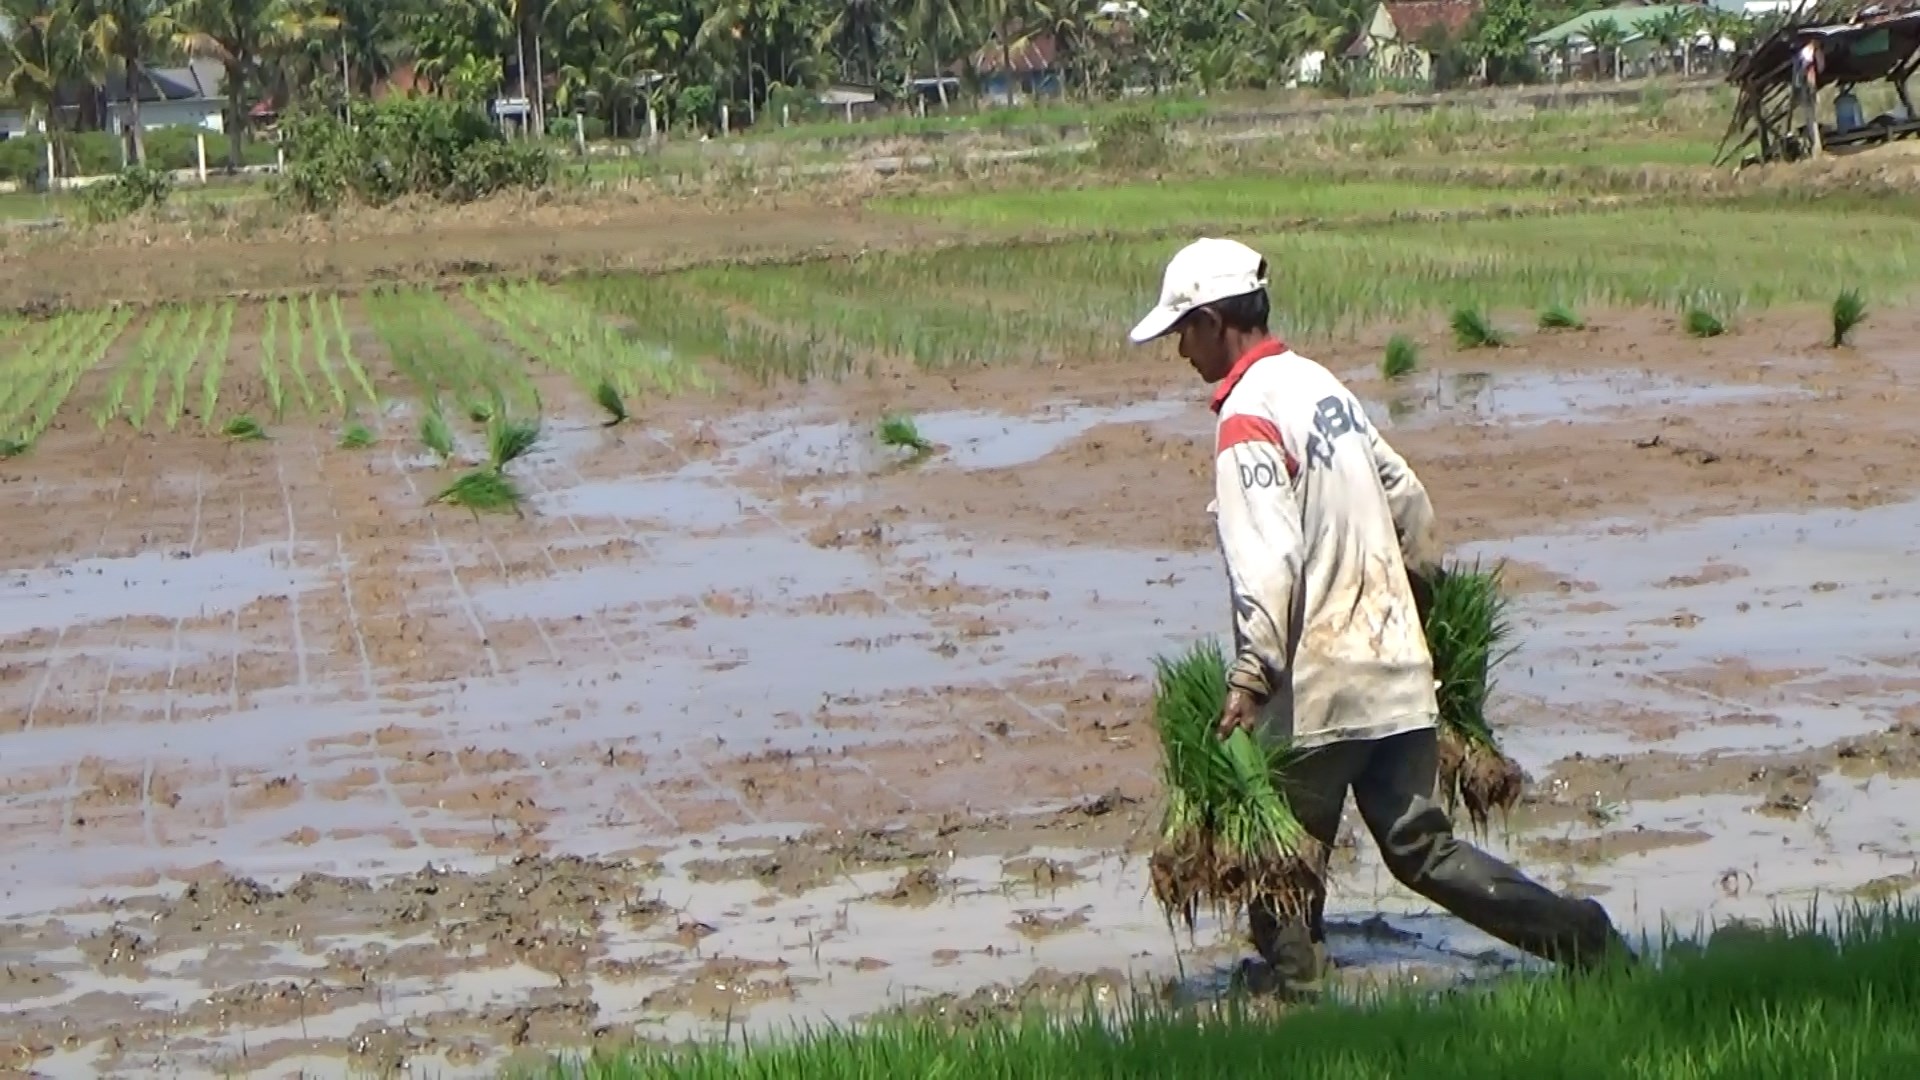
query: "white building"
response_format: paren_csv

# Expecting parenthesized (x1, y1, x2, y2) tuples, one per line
(105, 61, 227, 136)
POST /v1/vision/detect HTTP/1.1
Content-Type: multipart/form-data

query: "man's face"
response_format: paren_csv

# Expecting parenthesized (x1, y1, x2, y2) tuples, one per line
(1175, 309, 1232, 383)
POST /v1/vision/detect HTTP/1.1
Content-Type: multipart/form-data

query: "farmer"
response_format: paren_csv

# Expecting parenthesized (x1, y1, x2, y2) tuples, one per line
(1128, 237, 1635, 986)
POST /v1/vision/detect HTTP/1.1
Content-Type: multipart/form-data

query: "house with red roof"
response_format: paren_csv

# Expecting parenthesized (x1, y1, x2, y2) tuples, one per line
(1345, 0, 1484, 85)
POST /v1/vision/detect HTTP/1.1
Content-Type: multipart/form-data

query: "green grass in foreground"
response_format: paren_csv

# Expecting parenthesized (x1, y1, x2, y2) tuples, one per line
(878, 177, 1556, 231)
(551, 905, 1920, 1078)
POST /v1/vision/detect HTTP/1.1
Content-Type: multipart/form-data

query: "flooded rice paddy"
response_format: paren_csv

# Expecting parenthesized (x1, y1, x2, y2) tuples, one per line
(2, 348, 1917, 1076)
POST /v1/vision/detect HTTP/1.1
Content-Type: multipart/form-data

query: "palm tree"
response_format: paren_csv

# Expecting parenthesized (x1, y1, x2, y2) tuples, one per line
(73, 0, 180, 165)
(2, 0, 82, 171)
(907, 0, 966, 105)
(176, 0, 339, 169)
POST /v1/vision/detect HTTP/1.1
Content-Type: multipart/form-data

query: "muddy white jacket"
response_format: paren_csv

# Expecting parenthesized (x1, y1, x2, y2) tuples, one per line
(1209, 339, 1440, 749)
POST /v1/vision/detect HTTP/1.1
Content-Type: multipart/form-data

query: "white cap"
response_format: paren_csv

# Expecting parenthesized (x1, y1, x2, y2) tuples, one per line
(1128, 237, 1269, 344)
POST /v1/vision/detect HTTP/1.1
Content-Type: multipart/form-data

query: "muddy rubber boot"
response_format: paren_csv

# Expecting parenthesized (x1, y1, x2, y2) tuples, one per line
(1564, 899, 1640, 973)
(1248, 903, 1327, 995)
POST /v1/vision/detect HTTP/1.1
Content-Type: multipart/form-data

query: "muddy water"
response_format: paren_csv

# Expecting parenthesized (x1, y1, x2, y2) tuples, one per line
(3, 369, 1917, 1075)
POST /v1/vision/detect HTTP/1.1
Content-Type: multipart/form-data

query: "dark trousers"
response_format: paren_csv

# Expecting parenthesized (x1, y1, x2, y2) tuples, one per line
(1250, 728, 1628, 975)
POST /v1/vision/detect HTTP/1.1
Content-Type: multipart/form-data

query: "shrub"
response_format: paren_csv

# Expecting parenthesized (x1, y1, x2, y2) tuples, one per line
(277, 96, 552, 212)
(78, 165, 172, 223)
(1093, 107, 1171, 169)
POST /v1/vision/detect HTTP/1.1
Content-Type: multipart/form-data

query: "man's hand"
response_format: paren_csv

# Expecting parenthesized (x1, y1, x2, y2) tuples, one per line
(1216, 688, 1262, 740)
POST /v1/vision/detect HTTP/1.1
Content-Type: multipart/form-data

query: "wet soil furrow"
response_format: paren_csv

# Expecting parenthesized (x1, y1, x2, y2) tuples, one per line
(531, 451, 762, 827)
(302, 429, 428, 853)
(506, 463, 681, 831)
(21, 441, 137, 730)
(383, 445, 503, 678)
(270, 455, 313, 693)
(141, 471, 207, 846)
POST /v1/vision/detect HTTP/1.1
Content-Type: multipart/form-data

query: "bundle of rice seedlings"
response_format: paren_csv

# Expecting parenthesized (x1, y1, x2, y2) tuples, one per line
(223, 415, 268, 441)
(338, 423, 375, 449)
(1830, 288, 1866, 348)
(1147, 640, 1318, 933)
(433, 469, 523, 516)
(1683, 306, 1725, 339)
(0, 436, 29, 458)
(1450, 305, 1508, 349)
(466, 399, 494, 424)
(1381, 334, 1419, 380)
(1422, 560, 1526, 832)
(1537, 303, 1585, 331)
(420, 410, 454, 461)
(594, 379, 629, 426)
(878, 413, 934, 457)
(487, 416, 541, 471)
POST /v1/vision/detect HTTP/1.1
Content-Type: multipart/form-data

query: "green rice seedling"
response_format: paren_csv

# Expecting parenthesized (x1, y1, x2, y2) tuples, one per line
(593, 379, 629, 426)
(1537, 303, 1585, 330)
(1683, 305, 1725, 339)
(466, 398, 495, 424)
(0, 436, 28, 458)
(1449, 305, 1508, 349)
(1147, 639, 1317, 933)
(434, 469, 523, 516)
(1420, 560, 1525, 832)
(1830, 288, 1866, 347)
(338, 423, 375, 449)
(420, 410, 455, 462)
(223, 415, 268, 441)
(487, 416, 541, 471)
(877, 413, 934, 457)
(1381, 334, 1419, 380)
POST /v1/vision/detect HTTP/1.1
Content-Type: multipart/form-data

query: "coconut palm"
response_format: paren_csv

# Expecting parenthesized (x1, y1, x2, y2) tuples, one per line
(175, 0, 340, 169)
(2, 0, 82, 169)
(72, 0, 181, 164)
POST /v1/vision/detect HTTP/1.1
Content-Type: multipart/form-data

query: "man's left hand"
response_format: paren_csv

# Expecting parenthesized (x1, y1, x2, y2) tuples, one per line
(1216, 688, 1261, 740)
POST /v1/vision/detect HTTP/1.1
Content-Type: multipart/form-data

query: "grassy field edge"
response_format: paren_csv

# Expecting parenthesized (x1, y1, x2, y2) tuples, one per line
(540, 903, 1920, 1078)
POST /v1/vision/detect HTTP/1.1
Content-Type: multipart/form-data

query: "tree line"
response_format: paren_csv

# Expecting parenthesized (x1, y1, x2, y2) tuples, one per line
(3, 0, 1765, 172)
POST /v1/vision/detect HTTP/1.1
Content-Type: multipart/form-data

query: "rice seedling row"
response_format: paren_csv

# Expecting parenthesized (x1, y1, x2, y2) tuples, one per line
(276, 297, 319, 416)
(94, 306, 182, 429)
(878, 177, 1561, 232)
(685, 260, 1101, 371)
(466, 279, 711, 403)
(570, 275, 859, 384)
(365, 288, 539, 418)
(0, 309, 131, 442)
(161, 303, 229, 431)
(798, 203, 1920, 340)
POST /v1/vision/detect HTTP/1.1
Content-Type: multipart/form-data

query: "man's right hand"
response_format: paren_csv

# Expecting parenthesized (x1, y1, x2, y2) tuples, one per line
(1216, 688, 1262, 740)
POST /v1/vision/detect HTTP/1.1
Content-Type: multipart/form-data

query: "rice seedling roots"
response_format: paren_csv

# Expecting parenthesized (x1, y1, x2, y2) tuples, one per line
(1150, 833, 1322, 933)
(1438, 727, 1528, 833)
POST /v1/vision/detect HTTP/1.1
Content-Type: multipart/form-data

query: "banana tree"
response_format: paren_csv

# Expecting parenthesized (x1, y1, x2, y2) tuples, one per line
(1583, 17, 1626, 81)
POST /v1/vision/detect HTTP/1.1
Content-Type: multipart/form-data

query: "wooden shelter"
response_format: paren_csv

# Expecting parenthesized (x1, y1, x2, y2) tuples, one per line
(1718, 0, 1920, 166)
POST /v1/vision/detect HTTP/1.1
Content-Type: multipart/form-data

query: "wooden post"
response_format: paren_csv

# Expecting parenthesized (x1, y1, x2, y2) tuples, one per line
(195, 132, 207, 182)
(720, 103, 730, 136)
(574, 110, 586, 155)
